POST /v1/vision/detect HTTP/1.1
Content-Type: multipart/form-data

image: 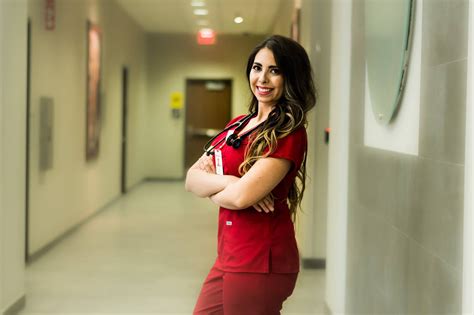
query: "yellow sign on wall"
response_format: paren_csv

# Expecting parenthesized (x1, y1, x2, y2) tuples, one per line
(170, 92, 183, 109)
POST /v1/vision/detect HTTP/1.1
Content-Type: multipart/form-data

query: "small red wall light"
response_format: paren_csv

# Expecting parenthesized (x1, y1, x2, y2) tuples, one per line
(324, 127, 331, 144)
(197, 28, 216, 45)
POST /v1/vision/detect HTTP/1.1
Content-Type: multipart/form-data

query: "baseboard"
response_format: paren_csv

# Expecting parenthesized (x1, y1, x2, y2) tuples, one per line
(324, 301, 332, 315)
(27, 178, 183, 264)
(3, 295, 25, 315)
(302, 258, 326, 269)
(125, 179, 145, 193)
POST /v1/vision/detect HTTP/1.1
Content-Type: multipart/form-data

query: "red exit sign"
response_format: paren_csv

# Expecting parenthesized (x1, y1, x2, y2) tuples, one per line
(197, 28, 216, 45)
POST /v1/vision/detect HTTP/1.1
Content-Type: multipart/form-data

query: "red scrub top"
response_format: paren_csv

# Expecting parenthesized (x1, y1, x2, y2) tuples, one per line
(213, 115, 307, 274)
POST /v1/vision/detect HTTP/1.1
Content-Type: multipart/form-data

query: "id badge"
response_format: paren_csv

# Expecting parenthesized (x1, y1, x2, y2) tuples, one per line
(215, 149, 224, 175)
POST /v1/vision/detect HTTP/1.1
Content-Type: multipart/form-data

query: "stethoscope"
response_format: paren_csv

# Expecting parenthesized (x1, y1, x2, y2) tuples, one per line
(204, 112, 262, 156)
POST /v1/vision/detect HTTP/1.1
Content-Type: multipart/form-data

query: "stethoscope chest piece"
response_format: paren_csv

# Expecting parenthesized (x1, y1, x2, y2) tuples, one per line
(225, 133, 242, 149)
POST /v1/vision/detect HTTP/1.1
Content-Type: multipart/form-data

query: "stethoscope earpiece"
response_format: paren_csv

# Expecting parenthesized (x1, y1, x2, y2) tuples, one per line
(226, 134, 242, 149)
(232, 138, 242, 149)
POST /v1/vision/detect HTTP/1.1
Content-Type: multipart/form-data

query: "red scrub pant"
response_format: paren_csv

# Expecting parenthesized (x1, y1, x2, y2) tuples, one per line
(193, 264, 298, 314)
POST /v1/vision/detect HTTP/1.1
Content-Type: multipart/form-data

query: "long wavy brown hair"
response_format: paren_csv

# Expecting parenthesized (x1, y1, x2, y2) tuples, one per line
(239, 35, 317, 218)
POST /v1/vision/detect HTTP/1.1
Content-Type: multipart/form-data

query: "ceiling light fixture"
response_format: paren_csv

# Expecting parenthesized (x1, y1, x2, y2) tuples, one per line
(234, 16, 244, 24)
(193, 8, 208, 16)
(191, 0, 206, 7)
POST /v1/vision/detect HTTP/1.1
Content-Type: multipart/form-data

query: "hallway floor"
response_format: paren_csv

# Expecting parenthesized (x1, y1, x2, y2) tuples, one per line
(19, 181, 326, 315)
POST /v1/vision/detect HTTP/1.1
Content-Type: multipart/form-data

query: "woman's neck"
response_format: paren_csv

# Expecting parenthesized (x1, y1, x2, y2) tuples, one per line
(255, 103, 275, 123)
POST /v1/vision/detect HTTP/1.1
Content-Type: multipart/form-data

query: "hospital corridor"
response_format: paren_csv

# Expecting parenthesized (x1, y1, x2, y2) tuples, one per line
(0, 0, 473, 314)
(16, 182, 325, 314)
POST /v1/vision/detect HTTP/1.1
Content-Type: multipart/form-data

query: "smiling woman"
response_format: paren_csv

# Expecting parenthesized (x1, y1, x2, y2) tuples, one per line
(185, 35, 316, 314)
(249, 48, 284, 107)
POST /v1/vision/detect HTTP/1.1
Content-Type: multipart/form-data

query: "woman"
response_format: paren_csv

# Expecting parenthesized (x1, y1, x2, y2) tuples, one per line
(185, 35, 316, 314)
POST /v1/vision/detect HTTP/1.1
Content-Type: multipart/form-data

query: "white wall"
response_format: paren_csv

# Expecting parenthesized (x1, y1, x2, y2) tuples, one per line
(27, 0, 148, 256)
(326, 0, 352, 313)
(1, 0, 3, 304)
(146, 34, 265, 179)
(463, 0, 473, 313)
(299, 0, 332, 262)
(296, 0, 316, 261)
(0, 0, 27, 312)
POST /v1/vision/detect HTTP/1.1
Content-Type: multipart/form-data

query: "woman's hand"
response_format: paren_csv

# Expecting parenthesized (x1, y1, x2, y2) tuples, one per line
(252, 194, 274, 213)
(194, 154, 215, 174)
(210, 192, 274, 213)
(185, 153, 238, 198)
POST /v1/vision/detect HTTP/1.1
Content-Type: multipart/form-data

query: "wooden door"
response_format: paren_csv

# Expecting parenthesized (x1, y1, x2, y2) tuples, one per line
(185, 80, 232, 169)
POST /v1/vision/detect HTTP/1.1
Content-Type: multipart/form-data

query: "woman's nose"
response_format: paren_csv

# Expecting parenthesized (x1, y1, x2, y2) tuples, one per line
(258, 71, 269, 83)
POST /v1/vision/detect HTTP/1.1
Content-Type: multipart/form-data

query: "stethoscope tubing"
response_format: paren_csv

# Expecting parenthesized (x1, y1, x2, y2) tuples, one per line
(203, 113, 256, 156)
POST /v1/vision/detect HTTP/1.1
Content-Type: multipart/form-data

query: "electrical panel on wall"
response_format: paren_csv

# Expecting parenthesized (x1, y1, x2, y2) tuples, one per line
(39, 97, 54, 171)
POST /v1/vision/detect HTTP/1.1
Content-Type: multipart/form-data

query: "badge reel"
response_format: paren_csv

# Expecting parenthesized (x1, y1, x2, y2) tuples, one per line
(214, 150, 223, 175)
(214, 130, 235, 176)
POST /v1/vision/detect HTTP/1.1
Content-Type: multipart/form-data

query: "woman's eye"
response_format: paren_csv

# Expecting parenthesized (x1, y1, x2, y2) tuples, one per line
(270, 68, 281, 74)
(252, 65, 261, 71)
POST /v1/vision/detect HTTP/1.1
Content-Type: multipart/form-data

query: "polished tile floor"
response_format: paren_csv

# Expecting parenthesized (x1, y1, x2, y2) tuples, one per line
(19, 181, 326, 315)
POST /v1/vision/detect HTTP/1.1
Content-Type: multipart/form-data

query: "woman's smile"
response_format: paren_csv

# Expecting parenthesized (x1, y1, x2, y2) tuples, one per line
(256, 86, 274, 95)
(250, 47, 284, 107)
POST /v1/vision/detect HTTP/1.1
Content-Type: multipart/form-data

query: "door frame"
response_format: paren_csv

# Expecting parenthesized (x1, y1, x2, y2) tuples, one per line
(121, 66, 129, 194)
(25, 19, 32, 262)
(184, 78, 233, 172)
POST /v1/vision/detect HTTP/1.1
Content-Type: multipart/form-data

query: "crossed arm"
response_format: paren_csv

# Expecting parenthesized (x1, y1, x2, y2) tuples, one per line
(185, 153, 291, 212)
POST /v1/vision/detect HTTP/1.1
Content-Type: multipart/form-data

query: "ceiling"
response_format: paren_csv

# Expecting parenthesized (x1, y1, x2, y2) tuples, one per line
(115, 0, 287, 35)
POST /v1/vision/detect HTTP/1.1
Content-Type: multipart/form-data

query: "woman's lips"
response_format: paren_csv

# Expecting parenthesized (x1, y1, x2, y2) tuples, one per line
(256, 86, 273, 96)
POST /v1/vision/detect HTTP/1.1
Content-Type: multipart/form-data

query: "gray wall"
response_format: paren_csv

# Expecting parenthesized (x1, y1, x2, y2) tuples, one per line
(345, 0, 468, 313)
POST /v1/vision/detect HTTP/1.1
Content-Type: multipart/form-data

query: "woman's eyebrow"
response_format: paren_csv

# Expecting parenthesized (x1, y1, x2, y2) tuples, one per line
(253, 62, 279, 68)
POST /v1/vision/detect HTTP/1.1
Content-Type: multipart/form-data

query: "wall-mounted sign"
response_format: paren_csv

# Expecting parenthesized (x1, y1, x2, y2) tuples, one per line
(45, 0, 55, 31)
(197, 28, 216, 45)
(170, 92, 183, 109)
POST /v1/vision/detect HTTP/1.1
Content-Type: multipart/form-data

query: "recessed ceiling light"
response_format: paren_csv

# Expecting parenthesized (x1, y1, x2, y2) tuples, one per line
(191, 0, 206, 7)
(234, 16, 244, 24)
(194, 9, 208, 16)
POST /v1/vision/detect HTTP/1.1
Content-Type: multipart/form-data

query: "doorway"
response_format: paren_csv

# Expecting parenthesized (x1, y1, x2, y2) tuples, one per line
(25, 19, 32, 262)
(121, 67, 128, 194)
(185, 79, 232, 169)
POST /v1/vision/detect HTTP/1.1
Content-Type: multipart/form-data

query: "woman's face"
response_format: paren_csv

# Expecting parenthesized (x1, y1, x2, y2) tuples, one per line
(249, 47, 284, 108)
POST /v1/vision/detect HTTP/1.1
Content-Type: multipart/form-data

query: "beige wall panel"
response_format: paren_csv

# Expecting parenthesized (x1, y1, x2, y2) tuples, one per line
(27, 0, 148, 255)
(0, 0, 27, 313)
